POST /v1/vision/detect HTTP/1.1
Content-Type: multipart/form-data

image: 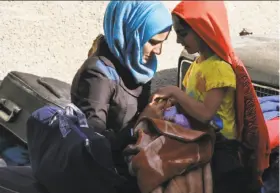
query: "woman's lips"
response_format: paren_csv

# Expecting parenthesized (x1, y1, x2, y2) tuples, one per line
(145, 56, 152, 60)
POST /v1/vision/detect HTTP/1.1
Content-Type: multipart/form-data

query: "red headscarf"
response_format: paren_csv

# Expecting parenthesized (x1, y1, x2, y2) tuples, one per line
(173, 1, 270, 184)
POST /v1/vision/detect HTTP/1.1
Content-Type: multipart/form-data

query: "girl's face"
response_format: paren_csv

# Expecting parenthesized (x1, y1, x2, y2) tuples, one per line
(172, 15, 200, 54)
(142, 30, 170, 64)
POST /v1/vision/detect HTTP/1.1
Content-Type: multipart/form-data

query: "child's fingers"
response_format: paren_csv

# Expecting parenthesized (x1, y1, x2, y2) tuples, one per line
(168, 97, 177, 105)
(155, 100, 167, 110)
(150, 93, 169, 103)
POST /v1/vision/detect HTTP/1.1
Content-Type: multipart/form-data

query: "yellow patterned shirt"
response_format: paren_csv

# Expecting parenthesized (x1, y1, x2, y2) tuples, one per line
(182, 55, 236, 139)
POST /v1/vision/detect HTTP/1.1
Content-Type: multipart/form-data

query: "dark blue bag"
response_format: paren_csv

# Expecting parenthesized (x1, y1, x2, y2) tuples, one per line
(26, 104, 125, 193)
(261, 147, 279, 193)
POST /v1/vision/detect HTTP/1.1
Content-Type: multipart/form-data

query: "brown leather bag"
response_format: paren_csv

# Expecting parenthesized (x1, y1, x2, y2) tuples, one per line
(151, 163, 213, 193)
(124, 117, 215, 193)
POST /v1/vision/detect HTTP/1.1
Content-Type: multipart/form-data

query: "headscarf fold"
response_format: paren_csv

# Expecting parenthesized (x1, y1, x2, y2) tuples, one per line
(104, 1, 172, 84)
(172, 1, 270, 185)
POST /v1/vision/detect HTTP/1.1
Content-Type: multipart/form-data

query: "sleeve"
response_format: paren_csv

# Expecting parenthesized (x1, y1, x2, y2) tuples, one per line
(71, 68, 113, 134)
(182, 72, 188, 88)
(205, 61, 236, 91)
(71, 68, 134, 151)
(182, 63, 194, 88)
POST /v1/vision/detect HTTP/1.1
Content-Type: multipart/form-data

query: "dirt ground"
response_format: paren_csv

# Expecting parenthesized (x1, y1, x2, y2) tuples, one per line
(0, 1, 279, 83)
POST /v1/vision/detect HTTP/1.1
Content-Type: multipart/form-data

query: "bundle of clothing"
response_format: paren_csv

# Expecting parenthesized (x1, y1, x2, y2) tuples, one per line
(258, 95, 279, 121)
(258, 95, 279, 193)
(258, 95, 279, 150)
(123, 95, 215, 193)
(0, 135, 29, 167)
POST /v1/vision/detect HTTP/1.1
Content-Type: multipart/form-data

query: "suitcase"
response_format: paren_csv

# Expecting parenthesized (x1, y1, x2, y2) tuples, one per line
(0, 166, 49, 193)
(0, 71, 71, 144)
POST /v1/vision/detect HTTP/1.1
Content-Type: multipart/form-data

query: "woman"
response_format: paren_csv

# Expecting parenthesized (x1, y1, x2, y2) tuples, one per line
(71, 1, 172, 192)
(151, 1, 270, 193)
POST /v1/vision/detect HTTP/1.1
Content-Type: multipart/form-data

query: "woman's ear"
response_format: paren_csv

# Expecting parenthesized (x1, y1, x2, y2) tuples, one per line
(195, 32, 214, 55)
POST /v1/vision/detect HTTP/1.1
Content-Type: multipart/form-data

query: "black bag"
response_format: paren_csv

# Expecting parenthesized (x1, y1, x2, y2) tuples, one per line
(262, 147, 279, 193)
(211, 133, 257, 193)
(0, 71, 71, 143)
(27, 105, 125, 193)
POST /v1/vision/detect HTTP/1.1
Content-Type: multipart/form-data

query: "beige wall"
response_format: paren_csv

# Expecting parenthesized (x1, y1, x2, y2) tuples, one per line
(0, 1, 279, 83)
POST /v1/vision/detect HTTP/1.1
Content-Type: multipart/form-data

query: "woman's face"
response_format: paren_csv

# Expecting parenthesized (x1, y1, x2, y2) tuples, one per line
(142, 31, 170, 64)
(172, 15, 200, 54)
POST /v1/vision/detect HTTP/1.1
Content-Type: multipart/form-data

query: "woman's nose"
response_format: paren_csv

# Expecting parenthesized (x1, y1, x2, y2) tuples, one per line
(176, 36, 182, 44)
(153, 45, 162, 55)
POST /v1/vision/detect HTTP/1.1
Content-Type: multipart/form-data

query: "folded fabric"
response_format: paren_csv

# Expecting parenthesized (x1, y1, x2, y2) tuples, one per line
(1, 146, 30, 166)
(0, 136, 29, 166)
(260, 101, 279, 113)
(258, 95, 279, 104)
(163, 106, 191, 128)
(263, 111, 280, 121)
(258, 95, 279, 120)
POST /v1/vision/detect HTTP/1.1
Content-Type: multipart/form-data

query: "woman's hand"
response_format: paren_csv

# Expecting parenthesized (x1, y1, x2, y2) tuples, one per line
(150, 85, 181, 103)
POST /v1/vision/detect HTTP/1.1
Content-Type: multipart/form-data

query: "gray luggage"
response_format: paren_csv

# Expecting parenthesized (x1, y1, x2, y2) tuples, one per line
(0, 71, 71, 143)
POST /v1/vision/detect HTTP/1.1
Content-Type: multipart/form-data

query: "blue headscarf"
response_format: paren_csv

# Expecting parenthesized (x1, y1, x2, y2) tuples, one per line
(104, 1, 172, 84)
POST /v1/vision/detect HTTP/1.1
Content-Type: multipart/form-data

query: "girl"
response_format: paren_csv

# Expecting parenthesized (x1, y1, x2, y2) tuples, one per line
(151, 1, 270, 193)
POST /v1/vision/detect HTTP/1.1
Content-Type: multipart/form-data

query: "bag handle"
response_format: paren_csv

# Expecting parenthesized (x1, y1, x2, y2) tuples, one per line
(0, 98, 21, 122)
(37, 78, 62, 98)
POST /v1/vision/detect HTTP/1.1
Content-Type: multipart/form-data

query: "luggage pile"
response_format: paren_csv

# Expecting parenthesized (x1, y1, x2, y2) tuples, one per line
(0, 71, 278, 193)
(0, 71, 71, 169)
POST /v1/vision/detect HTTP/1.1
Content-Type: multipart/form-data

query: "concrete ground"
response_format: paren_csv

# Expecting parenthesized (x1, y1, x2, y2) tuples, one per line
(0, 1, 279, 84)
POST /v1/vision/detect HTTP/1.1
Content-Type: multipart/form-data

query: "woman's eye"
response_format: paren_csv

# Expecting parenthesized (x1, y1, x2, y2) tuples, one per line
(177, 30, 188, 37)
(148, 40, 157, 46)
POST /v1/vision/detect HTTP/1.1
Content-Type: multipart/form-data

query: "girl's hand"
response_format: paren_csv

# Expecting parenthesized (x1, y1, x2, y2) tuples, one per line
(138, 100, 166, 120)
(150, 85, 180, 103)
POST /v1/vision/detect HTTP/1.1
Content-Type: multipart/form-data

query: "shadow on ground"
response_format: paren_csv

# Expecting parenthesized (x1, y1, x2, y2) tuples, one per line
(151, 68, 178, 93)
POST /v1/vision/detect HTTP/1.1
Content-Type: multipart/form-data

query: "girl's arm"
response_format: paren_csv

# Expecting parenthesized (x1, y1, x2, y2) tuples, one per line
(173, 87, 228, 123)
(151, 86, 230, 123)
